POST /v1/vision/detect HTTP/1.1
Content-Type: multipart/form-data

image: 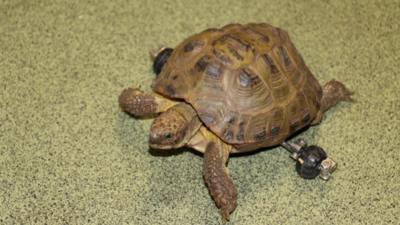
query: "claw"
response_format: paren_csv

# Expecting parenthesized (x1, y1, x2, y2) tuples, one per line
(330, 79, 354, 102)
(321, 80, 355, 112)
(221, 210, 230, 223)
(341, 88, 354, 102)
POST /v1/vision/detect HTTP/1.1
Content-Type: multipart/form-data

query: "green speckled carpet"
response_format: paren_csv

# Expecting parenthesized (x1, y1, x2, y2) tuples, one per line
(1, 0, 399, 224)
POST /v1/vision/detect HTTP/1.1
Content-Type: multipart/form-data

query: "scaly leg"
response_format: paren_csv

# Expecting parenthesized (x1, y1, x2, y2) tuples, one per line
(202, 134, 237, 221)
(313, 79, 353, 124)
(118, 88, 177, 117)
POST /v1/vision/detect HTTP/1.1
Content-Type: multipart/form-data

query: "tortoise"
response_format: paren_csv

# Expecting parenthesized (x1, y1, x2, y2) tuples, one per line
(118, 23, 353, 220)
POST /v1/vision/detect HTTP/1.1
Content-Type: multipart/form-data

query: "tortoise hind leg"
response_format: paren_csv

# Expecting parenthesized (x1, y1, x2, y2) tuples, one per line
(312, 80, 353, 124)
(203, 139, 237, 221)
(320, 79, 353, 112)
(118, 88, 177, 117)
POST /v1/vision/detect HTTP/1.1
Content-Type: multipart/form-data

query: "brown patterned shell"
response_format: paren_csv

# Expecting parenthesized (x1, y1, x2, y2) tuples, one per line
(152, 23, 323, 151)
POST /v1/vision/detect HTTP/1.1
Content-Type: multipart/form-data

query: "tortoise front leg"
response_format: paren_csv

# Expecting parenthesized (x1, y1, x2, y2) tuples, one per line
(118, 88, 177, 117)
(203, 138, 237, 221)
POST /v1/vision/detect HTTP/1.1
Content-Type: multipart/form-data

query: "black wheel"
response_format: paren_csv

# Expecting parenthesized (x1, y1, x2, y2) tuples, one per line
(296, 145, 327, 179)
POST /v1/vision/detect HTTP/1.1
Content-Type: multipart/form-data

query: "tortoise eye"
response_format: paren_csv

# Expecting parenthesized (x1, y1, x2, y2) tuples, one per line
(153, 48, 174, 75)
(164, 133, 173, 139)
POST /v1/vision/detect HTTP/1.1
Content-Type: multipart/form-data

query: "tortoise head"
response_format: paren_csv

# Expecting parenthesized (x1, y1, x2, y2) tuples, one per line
(149, 103, 201, 149)
(152, 47, 174, 75)
(149, 106, 189, 149)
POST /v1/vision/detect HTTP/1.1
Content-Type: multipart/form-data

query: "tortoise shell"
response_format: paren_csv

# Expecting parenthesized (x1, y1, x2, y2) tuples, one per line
(152, 23, 323, 151)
